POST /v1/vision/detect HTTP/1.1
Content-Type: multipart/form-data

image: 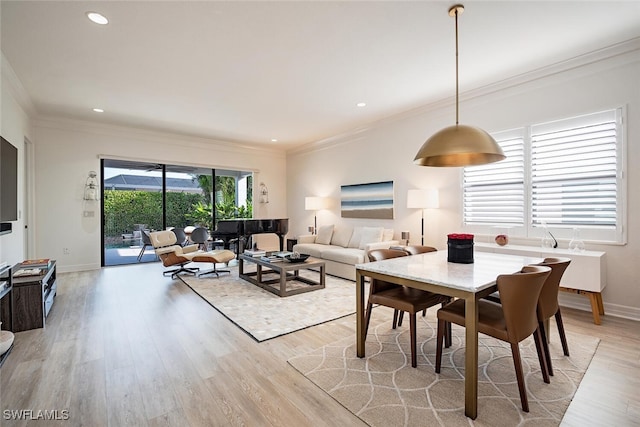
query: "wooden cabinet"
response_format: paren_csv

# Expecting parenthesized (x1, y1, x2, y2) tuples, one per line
(475, 243, 606, 324)
(12, 260, 57, 332)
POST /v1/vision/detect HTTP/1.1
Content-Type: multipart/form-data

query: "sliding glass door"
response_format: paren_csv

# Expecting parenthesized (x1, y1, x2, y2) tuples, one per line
(101, 159, 253, 266)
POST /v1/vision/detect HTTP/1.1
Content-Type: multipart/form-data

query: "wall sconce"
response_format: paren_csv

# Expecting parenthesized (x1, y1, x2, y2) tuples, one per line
(259, 182, 269, 203)
(83, 171, 99, 201)
(407, 189, 439, 245)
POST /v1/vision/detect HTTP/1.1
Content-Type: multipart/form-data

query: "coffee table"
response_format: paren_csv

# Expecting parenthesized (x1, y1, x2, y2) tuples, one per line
(238, 254, 325, 297)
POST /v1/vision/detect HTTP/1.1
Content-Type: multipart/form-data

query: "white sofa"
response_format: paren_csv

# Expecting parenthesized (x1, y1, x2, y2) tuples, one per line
(292, 224, 399, 280)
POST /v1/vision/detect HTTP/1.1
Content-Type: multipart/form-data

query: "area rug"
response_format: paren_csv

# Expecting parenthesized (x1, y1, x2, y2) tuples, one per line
(179, 266, 363, 342)
(288, 314, 599, 427)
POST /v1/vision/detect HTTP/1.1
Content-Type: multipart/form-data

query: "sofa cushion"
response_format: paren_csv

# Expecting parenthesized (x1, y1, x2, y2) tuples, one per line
(331, 225, 353, 247)
(316, 224, 334, 245)
(347, 226, 364, 248)
(293, 243, 342, 258)
(358, 227, 384, 249)
(321, 247, 366, 265)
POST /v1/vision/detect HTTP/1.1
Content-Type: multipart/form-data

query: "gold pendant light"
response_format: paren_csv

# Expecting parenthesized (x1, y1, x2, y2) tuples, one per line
(414, 4, 505, 167)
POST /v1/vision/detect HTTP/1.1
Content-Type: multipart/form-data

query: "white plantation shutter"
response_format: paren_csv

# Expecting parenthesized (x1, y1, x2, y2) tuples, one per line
(531, 110, 619, 228)
(463, 130, 525, 226)
(461, 108, 624, 243)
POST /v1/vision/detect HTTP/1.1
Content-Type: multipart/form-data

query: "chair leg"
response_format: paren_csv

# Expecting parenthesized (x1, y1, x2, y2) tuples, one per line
(538, 320, 553, 377)
(422, 309, 426, 317)
(197, 263, 231, 278)
(510, 341, 529, 413)
(555, 309, 570, 356)
(410, 313, 417, 368)
(364, 302, 373, 340)
(163, 265, 199, 279)
(435, 318, 445, 373)
(392, 310, 399, 329)
(533, 328, 550, 383)
(398, 311, 404, 327)
(444, 321, 452, 348)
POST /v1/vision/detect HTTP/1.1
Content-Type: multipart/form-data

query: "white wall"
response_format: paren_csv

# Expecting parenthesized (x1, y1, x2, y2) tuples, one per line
(0, 55, 32, 267)
(32, 118, 287, 272)
(287, 43, 640, 319)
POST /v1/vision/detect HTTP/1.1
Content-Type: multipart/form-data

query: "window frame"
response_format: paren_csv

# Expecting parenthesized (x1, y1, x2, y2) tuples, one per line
(461, 107, 626, 245)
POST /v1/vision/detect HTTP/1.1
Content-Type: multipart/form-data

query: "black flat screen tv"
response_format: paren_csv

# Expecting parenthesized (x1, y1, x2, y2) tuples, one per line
(0, 136, 18, 234)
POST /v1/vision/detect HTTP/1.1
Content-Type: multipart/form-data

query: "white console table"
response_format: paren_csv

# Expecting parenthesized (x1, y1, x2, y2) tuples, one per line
(475, 242, 607, 324)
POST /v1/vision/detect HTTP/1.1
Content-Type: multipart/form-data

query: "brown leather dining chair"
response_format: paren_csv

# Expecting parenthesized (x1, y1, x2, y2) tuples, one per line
(397, 245, 438, 324)
(534, 257, 572, 376)
(366, 249, 451, 368)
(435, 265, 551, 412)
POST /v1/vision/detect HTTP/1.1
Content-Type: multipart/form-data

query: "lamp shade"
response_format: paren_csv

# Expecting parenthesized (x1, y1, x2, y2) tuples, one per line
(305, 196, 329, 211)
(414, 124, 505, 167)
(407, 189, 439, 209)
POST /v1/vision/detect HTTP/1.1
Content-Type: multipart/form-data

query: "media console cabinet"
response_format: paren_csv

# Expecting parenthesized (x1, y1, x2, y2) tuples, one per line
(12, 260, 57, 332)
(475, 243, 606, 324)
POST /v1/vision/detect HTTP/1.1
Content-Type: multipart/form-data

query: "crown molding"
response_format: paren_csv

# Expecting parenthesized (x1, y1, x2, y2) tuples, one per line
(1, 53, 37, 117)
(34, 115, 286, 158)
(290, 37, 640, 155)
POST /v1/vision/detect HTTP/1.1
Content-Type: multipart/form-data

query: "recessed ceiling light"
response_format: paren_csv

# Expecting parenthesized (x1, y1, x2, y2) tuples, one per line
(92, 108, 104, 113)
(271, 138, 278, 142)
(86, 12, 109, 25)
(356, 102, 367, 107)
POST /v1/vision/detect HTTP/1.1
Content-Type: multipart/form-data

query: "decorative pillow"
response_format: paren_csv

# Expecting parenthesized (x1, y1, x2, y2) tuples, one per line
(331, 225, 353, 247)
(358, 227, 384, 249)
(382, 228, 394, 242)
(316, 225, 334, 245)
(347, 226, 365, 248)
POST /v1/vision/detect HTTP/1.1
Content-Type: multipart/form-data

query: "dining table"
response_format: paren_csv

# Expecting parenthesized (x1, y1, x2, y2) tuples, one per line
(355, 250, 542, 419)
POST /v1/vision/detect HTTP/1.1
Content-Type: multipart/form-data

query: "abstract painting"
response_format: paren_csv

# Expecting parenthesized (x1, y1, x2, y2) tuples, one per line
(341, 181, 394, 219)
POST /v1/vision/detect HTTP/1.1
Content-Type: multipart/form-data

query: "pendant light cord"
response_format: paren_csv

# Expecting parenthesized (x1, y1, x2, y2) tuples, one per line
(454, 7, 459, 126)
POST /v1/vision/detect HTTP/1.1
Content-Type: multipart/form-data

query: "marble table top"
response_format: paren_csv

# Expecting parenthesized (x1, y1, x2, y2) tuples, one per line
(356, 251, 542, 293)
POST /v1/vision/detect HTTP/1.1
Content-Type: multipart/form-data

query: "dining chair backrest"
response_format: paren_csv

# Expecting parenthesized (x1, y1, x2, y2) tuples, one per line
(368, 249, 408, 294)
(497, 265, 551, 343)
(534, 257, 571, 321)
(403, 245, 437, 255)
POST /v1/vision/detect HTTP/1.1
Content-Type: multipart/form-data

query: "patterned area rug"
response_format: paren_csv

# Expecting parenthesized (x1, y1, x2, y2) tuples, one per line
(179, 266, 362, 342)
(288, 313, 599, 426)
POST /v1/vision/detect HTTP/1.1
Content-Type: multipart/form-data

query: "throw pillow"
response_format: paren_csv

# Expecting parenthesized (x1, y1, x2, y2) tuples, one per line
(347, 226, 365, 248)
(316, 225, 334, 245)
(331, 225, 353, 247)
(383, 228, 394, 242)
(358, 227, 384, 249)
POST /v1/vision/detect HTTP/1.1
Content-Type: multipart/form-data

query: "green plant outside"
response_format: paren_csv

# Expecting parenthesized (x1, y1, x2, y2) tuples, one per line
(104, 189, 253, 237)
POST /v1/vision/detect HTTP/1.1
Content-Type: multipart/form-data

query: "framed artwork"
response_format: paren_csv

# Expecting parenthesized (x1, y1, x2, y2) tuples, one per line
(341, 180, 394, 219)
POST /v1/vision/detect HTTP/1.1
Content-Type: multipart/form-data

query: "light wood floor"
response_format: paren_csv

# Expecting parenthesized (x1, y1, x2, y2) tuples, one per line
(1, 262, 638, 426)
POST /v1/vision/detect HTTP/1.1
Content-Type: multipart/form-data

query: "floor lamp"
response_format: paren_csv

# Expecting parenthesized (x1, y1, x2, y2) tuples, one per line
(407, 189, 439, 245)
(305, 196, 329, 235)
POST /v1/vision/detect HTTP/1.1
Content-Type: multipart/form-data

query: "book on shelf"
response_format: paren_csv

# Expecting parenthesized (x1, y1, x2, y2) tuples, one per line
(19, 258, 51, 268)
(243, 249, 266, 257)
(14, 268, 44, 278)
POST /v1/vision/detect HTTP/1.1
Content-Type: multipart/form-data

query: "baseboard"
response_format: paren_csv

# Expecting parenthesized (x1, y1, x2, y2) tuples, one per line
(56, 263, 101, 273)
(559, 293, 640, 322)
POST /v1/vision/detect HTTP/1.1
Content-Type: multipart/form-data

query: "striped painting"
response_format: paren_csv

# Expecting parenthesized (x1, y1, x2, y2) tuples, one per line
(341, 181, 394, 219)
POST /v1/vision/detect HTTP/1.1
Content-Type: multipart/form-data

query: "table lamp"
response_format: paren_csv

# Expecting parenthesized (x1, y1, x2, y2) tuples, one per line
(305, 196, 329, 235)
(407, 189, 439, 245)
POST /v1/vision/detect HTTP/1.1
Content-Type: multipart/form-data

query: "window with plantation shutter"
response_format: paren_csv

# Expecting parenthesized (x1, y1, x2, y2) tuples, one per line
(462, 108, 624, 244)
(531, 110, 619, 229)
(463, 130, 525, 226)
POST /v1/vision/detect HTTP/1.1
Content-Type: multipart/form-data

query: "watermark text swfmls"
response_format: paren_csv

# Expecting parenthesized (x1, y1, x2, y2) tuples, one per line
(3, 409, 70, 421)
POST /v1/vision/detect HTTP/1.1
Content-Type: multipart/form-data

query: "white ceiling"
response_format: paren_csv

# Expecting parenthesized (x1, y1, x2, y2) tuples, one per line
(2, 1, 640, 150)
